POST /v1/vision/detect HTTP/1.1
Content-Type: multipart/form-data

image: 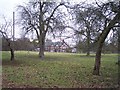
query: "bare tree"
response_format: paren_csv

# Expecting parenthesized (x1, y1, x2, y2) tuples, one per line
(93, 1, 120, 75)
(73, 3, 105, 56)
(0, 17, 14, 61)
(18, 1, 65, 58)
(71, 1, 120, 75)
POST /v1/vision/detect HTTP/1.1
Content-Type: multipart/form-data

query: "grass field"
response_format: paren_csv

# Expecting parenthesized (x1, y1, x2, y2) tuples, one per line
(2, 51, 118, 88)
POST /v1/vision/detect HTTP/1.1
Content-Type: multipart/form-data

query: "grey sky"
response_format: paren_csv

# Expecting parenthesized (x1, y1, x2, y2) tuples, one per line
(0, 0, 98, 18)
(0, 0, 28, 38)
(0, 0, 28, 18)
(0, 0, 108, 43)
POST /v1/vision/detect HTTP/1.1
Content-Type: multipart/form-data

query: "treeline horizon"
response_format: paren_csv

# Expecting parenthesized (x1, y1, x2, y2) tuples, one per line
(1, 37, 118, 54)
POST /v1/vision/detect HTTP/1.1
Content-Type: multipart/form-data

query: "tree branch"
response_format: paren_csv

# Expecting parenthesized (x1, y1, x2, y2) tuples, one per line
(45, 3, 64, 32)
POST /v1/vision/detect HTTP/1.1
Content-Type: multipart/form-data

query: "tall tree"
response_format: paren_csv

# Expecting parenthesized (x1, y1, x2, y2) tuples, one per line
(93, 1, 120, 75)
(18, 1, 65, 58)
(74, 4, 104, 56)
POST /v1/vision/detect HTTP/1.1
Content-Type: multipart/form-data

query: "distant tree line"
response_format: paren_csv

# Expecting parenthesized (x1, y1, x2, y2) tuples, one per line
(76, 35, 118, 54)
(1, 36, 118, 54)
(2, 37, 34, 51)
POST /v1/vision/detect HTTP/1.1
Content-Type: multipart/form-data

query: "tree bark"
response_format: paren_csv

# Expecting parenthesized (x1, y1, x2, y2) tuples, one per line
(8, 41, 14, 61)
(38, 2, 46, 59)
(39, 33, 45, 59)
(93, 13, 120, 75)
(86, 29, 90, 56)
(93, 38, 104, 75)
(118, 27, 120, 87)
(10, 48, 14, 61)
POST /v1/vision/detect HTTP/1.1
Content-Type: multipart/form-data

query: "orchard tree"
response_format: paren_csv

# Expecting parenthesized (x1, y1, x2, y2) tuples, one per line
(0, 17, 14, 61)
(73, 3, 105, 56)
(93, 1, 120, 75)
(72, 1, 120, 75)
(18, 1, 65, 58)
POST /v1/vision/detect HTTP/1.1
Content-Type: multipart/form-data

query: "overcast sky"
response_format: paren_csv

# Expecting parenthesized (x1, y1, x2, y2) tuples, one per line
(0, 0, 98, 18)
(0, 0, 28, 18)
(0, 0, 28, 38)
(0, 0, 108, 44)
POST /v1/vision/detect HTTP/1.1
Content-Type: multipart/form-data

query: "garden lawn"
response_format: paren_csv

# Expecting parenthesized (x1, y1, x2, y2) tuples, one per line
(2, 51, 118, 88)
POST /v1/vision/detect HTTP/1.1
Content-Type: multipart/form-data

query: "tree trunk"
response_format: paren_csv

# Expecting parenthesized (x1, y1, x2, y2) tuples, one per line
(93, 40, 104, 75)
(93, 13, 120, 75)
(118, 27, 120, 64)
(86, 29, 90, 56)
(118, 27, 120, 87)
(39, 43, 44, 59)
(10, 48, 14, 61)
(8, 41, 14, 61)
(39, 34, 45, 59)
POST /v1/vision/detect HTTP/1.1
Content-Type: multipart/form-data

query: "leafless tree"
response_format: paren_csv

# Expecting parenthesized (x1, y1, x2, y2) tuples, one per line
(71, 1, 120, 75)
(0, 17, 14, 61)
(18, 1, 66, 58)
(93, 1, 120, 75)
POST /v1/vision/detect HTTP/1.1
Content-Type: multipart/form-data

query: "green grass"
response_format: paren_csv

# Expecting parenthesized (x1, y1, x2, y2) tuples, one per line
(2, 51, 118, 88)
